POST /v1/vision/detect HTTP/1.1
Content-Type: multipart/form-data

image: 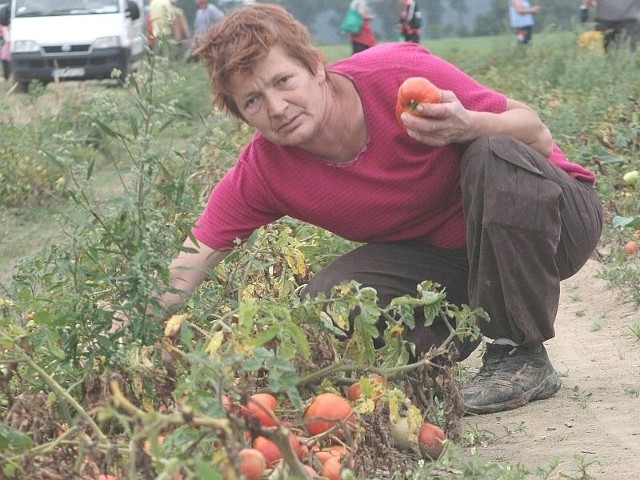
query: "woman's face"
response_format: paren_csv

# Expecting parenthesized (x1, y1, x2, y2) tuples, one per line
(229, 47, 328, 147)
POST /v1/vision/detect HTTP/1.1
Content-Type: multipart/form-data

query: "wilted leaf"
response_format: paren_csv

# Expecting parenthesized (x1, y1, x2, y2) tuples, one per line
(285, 250, 307, 277)
(205, 330, 225, 355)
(164, 313, 188, 337)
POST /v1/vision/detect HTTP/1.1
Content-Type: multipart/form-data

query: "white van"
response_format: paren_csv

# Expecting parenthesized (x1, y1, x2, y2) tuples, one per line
(0, 0, 144, 91)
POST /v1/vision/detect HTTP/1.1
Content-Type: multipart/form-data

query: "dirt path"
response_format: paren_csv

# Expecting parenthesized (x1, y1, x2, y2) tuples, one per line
(461, 259, 640, 478)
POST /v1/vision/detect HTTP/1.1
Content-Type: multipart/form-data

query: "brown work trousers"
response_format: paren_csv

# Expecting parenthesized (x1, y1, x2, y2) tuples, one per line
(305, 135, 603, 360)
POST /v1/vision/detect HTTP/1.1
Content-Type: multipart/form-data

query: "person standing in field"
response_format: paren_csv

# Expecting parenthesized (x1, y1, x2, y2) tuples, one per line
(581, 0, 640, 52)
(148, 0, 174, 44)
(346, 0, 376, 55)
(170, 0, 191, 60)
(112, 4, 603, 416)
(189, 0, 224, 61)
(0, 24, 10, 82)
(397, 0, 422, 43)
(509, 0, 540, 45)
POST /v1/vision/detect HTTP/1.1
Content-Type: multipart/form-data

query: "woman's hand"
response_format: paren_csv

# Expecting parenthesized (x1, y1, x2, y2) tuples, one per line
(399, 90, 473, 146)
(399, 90, 553, 156)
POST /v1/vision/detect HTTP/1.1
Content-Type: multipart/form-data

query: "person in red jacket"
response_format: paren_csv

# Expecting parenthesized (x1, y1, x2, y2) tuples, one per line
(346, 0, 376, 54)
(113, 4, 603, 416)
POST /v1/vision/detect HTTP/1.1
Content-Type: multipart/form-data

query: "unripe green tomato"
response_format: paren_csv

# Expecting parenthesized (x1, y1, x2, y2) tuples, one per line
(622, 170, 639, 185)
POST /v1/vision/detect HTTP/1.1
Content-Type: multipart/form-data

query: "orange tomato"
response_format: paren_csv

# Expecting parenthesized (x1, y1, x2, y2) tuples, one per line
(245, 393, 278, 427)
(623, 240, 639, 255)
(396, 76, 442, 126)
(321, 456, 342, 480)
(303, 393, 355, 437)
(345, 374, 386, 402)
(249, 393, 277, 410)
(252, 432, 301, 467)
(296, 443, 309, 459)
(314, 444, 354, 469)
(237, 448, 266, 480)
(252, 436, 281, 466)
(417, 421, 446, 460)
(314, 447, 341, 465)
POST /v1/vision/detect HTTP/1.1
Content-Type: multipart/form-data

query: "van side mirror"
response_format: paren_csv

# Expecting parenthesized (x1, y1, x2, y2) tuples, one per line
(0, 5, 10, 27)
(126, 1, 140, 21)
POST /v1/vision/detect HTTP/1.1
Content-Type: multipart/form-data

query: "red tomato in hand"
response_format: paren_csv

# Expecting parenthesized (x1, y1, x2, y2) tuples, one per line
(396, 76, 442, 126)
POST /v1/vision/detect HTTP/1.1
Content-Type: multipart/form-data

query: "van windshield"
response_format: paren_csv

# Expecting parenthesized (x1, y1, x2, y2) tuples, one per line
(15, 0, 120, 17)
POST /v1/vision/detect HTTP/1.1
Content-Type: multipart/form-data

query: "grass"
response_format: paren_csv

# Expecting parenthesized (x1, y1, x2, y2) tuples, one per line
(628, 322, 640, 340)
(0, 208, 67, 286)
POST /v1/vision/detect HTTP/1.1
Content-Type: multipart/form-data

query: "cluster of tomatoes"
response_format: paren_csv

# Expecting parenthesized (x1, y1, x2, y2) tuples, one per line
(233, 374, 446, 480)
(233, 391, 356, 479)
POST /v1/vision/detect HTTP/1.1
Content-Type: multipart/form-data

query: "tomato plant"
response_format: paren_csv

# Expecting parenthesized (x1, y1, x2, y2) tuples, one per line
(396, 76, 442, 126)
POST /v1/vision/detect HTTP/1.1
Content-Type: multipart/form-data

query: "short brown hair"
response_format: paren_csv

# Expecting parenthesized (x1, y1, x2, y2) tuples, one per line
(196, 4, 326, 119)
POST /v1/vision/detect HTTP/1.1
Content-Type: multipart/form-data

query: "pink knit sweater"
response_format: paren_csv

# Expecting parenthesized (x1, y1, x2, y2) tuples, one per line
(193, 42, 595, 250)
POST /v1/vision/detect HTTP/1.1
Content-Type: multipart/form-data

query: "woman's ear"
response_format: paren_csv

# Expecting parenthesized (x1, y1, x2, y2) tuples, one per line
(314, 57, 327, 82)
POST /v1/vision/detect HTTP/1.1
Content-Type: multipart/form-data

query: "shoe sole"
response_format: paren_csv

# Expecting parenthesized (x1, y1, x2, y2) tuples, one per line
(464, 372, 562, 415)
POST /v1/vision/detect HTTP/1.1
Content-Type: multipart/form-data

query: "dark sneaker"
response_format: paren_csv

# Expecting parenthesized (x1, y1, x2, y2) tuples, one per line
(462, 342, 561, 415)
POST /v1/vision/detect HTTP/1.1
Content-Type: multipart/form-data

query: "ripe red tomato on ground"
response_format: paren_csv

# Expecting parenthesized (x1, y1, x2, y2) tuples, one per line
(345, 374, 386, 402)
(245, 393, 278, 427)
(396, 76, 442, 126)
(237, 448, 267, 480)
(313, 444, 345, 465)
(252, 432, 301, 466)
(321, 456, 343, 480)
(417, 421, 446, 460)
(623, 240, 639, 255)
(303, 392, 355, 436)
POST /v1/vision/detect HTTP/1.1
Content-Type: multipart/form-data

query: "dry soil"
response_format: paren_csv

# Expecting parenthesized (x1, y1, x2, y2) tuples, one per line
(461, 259, 640, 478)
